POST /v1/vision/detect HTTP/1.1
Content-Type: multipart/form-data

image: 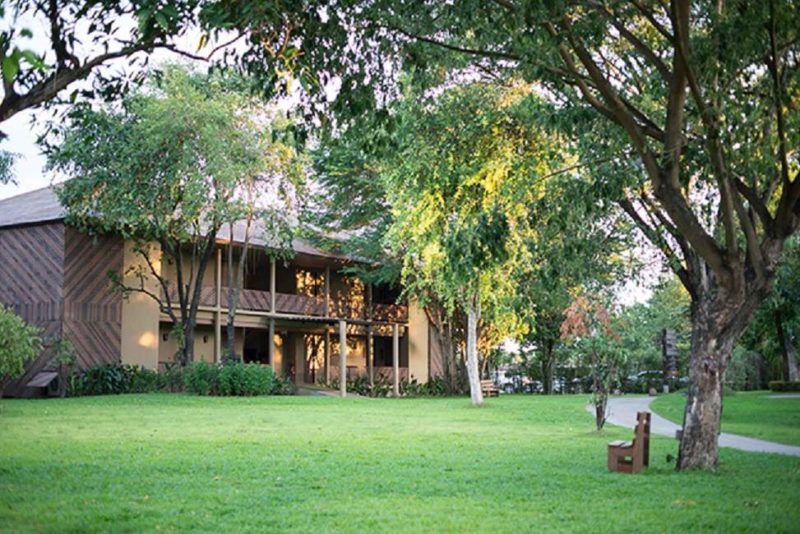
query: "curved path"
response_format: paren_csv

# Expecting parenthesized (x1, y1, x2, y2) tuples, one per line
(595, 396, 800, 457)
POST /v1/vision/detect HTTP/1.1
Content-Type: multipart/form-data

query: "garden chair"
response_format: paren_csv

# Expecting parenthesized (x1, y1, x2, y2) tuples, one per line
(607, 411, 651, 474)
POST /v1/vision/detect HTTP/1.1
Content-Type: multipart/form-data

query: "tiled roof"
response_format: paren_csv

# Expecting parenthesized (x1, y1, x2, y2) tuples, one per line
(0, 186, 65, 228)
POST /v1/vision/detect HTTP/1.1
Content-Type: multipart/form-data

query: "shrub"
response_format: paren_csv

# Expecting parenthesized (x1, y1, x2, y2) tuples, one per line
(218, 362, 275, 396)
(327, 374, 450, 398)
(768, 381, 800, 392)
(129, 367, 160, 393)
(273, 373, 298, 395)
(67, 363, 163, 396)
(0, 306, 42, 393)
(159, 363, 185, 393)
(184, 361, 220, 396)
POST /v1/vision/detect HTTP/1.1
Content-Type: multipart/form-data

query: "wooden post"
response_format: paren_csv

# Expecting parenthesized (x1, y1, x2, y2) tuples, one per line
(339, 319, 347, 397)
(268, 318, 276, 373)
(324, 265, 331, 317)
(269, 256, 276, 312)
(324, 327, 331, 384)
(392, 323, 400, 397)
(214, 247, 222, 362)
(367, 327, 374, 388)
(367, 283, 373, 387)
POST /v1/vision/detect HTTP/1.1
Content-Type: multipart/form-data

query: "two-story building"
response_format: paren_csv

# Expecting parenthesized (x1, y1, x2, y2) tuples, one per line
(0, 186, 440, 397)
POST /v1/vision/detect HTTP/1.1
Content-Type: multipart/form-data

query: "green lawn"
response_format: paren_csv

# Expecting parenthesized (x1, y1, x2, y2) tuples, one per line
(1, 394, 799, 532)
(651, 391, 800, 446)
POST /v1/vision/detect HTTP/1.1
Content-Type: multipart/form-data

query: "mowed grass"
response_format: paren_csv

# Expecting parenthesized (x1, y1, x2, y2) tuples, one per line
(1, 394, 799, 533)
(652, 391, 800, 446)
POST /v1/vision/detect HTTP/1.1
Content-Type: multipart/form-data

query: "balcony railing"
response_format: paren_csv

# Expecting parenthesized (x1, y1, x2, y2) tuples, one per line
(165, 286, 407, 322)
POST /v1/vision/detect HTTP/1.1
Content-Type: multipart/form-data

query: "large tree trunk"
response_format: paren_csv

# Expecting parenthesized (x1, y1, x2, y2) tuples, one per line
(677, 291, 761, 470)
(466, 298, 483, 406)
(775, 310, 800, 382)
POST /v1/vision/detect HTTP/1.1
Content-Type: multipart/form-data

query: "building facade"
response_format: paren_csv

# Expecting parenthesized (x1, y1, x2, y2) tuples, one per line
(0, 187, 437, 397)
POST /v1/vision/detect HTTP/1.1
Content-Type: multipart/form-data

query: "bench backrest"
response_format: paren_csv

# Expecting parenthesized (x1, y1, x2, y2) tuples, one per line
(633, 411, 651, 465)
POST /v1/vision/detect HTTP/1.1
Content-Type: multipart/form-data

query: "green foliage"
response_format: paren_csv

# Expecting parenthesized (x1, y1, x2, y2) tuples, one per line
(183, 361, 220, 396)
(49, 65, 305, 365)
(160, 363, 185, 393)
(184, 361, 277, 397)
(768, 381, 800, 393)
(0, 150, 17, 184)
(329, 374, 448, 398)
(0, 306, 42, 382)
(740, 236, 800, 382)
(382, 84, 557, 325)
(218, 362, 275, 396)
(616, 276, 692, 376)
(69, 363, 161, 396)
(272, 373, 298, 396)
(0, 1, 199, 133)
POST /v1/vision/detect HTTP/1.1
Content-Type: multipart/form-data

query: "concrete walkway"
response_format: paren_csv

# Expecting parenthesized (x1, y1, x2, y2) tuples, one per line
(594, 396, 800, 457)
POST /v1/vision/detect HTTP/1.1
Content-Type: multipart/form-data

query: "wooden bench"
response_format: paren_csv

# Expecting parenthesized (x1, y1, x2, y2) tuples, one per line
(608, 411, 651, 474)
(480, 379, 499, 397)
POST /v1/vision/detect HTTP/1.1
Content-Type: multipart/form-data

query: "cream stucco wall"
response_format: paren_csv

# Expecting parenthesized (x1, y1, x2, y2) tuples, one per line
(407, 299, 429, 382)
(121, 241, 161, 369)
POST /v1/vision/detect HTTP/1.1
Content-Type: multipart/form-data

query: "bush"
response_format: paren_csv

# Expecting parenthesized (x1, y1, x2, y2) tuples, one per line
(327, 374, 450, 398)
(159, 363, 185, 393)
(184, 361, 220, 396)
(129, 367, 160, 393)
(0, 306, 42, 390)
(768, 380, 800, 392)
(183, 361, 276, 397)
(218, 362, 275, 396)
(71, 363, 160, 396)
(273, 373, 298, 395)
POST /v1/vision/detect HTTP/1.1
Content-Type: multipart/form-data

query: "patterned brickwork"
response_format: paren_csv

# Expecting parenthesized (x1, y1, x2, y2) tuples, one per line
(0, 223, 65, 396)
(62, 227, 123, 368)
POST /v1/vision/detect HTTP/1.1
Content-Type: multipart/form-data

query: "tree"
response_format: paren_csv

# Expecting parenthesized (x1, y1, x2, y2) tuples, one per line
(48, 66, 272, 365)
(377, 83, 566, 405)
(741, 236, 800, 382)
(209, 0, 800, 470)
(0, 0, 228, 136)
(221, 109, 306, 360)
(514, 174, 633, 394)
(0, 305, 42, 398)
(616, 276, 692, 378)
(561, 294, 623, 430)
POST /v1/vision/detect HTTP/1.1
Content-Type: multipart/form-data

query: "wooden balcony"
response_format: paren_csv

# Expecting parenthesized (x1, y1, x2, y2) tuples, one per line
(165, 286, 407, 322)
(373, 303, 409, 323)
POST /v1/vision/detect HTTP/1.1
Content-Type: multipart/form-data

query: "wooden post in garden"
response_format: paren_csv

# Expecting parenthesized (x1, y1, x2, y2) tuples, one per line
(339, 319, 347, 397)
(268, 256, 277, 373)
(392, 323, 400, 397)
(270, 256, 276, 312)
(268, 319, 276, 373)
(325, 265, 331, 317)
(367, 283, 374, 387)
(214, 247, 222, 362)
(324, 327, 331, 384)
